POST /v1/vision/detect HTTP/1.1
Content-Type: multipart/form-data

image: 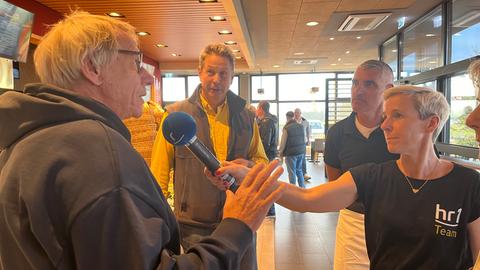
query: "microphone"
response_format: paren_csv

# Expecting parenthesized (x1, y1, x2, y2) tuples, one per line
(162, 112, 239, 192)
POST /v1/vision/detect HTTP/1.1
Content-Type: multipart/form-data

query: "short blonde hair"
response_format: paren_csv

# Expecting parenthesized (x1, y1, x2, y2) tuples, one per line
(34, 11, 138, 89)
(469, 59, 480, 98)
(199, 44, 235, 71)
(384, 85, 450, 142)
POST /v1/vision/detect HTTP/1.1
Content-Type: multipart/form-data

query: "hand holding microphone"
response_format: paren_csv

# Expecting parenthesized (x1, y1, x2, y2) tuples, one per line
(162, 112, 239, 192)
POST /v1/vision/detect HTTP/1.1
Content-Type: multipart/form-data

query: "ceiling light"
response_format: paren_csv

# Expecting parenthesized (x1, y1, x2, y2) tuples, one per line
(337, 58, 342, 61)
(199, 0, 218, 2)
(155, 44, 168, 48)
(294, 52, 305, 56)
(209, 16, 226, 21)
(306, 21, 319, 26)
(224, 41, 237, 45)
(425, 34, 436, 37)
(171, 53, 181, 57)
(218, 30, 232, 35)
(330, 63, 337, 66)
(356, 36, 362, 39)
(391, 49, 398, 52)
(329, 37, 335, 40)
(345, 50, 350, 54)
(106, 12, 125, 18)
(235, 56, 242, 59)
(232, 49, 240, 53)
(272, 65, 280, 68)
(136, 31, 150, 36)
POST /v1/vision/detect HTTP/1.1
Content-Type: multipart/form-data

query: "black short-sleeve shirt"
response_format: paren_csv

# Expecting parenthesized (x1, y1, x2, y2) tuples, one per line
(324, 112, 399, 212)
(350, 161, 480, 270)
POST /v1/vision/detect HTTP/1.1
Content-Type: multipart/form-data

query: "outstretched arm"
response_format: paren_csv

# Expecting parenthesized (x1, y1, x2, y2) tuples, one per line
(206, 162, 358, 214)
(276, 171, 357, 213)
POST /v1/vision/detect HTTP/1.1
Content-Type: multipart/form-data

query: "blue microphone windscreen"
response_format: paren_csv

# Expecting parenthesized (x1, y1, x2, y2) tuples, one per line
(162, 112, 197, 145)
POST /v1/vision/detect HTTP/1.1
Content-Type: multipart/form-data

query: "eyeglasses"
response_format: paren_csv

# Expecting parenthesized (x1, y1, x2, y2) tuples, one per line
(118, 49, 143, 72)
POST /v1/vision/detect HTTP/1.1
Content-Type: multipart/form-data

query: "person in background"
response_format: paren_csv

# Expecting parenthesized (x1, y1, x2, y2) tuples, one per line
(294, 108, 311, 181)
(256, 100, 278, 216)
(210, 85, 480, 270)
(467, 59, 480, 270)
(123, 100, 164, 166)
(150, 43, 268, 269)
(0, 12, 284, 269)
(279, 111, 306, 188)
(324, 59, 398, 270)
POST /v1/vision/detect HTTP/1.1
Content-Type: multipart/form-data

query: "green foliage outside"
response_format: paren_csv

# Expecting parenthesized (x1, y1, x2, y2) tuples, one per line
(449, 106, 477, 147)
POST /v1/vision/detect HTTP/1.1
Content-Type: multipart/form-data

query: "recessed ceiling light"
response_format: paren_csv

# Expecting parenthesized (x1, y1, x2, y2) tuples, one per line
(171, 53, 181, 57)
(106, 12, 125, 18)
(232, 49, 240, 53)
(337, 58, 342, 61)
(155, 44, 168, 48)
(294, 52, 305, 56)
(224, 41, 237, 45)
(356, 36, 362, 39)
(425, 34, 436, 37)
(235, 56, 242, 59)
(199, 0, 218, 2)
(345, 50, 350, 54)
(329, 37, 335, 41)
(273, 65, 280, 68)
(218, 30, 232, 35)
(330, 63, 337, 66)
(209, 16, 226, 21)
(306, 21, 319, 26)
(136, 31, 150, 36)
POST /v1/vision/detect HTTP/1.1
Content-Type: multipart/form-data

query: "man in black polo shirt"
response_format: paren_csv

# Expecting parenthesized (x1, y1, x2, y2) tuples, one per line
(324, 60, 398, 270)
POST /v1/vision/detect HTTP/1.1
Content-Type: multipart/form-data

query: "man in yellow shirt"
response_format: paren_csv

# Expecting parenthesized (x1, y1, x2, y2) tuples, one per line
(151, 44, 267, 270)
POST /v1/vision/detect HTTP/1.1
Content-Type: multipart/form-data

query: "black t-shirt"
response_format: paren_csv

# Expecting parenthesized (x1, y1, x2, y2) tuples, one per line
(350, 160, 480, 270)
(325, 112, 399, 213)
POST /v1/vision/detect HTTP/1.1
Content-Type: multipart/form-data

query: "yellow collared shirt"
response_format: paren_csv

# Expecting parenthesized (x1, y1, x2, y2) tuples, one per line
(150, 93, 268, 197)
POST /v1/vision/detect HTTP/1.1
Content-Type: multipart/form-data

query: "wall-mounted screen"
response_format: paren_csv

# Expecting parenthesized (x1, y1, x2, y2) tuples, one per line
(0, 0, 34, 63)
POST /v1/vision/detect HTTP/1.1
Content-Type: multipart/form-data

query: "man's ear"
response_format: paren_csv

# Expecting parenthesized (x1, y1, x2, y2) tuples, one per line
(426, 115, 440, 133)
(80, 56, 103, 86)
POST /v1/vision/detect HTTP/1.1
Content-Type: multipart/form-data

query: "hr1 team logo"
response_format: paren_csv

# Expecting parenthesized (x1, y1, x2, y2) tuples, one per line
(434, 204, 462, 238)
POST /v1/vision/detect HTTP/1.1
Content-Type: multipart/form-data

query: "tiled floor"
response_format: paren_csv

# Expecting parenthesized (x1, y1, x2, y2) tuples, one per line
(257, 159, 338, 270)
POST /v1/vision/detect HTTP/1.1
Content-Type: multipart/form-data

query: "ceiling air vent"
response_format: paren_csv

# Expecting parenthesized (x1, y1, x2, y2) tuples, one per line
(338, 13, 391, 32)
(293, 59, 318, 65)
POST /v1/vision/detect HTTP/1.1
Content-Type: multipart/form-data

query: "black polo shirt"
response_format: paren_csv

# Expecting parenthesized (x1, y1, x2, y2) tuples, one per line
(324, 112, 399, 213)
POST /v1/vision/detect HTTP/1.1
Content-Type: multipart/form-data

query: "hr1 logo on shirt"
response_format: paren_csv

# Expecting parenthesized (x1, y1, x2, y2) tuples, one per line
(434, 204, 462, 238)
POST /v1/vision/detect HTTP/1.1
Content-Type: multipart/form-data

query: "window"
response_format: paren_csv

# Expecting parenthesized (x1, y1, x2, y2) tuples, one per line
(402, 6, 443, 78)
(278, 102, 326, 140)
(251, 75, 276, 101)
(187, 76, 201, 97)
(278, 73, 335, 101)
(414, 80, 437, 90)
(162, 77, 186, 102)
(451, 0, 480, 63)
(449, 73, 477, 147)
(381, 36, 398, 80)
